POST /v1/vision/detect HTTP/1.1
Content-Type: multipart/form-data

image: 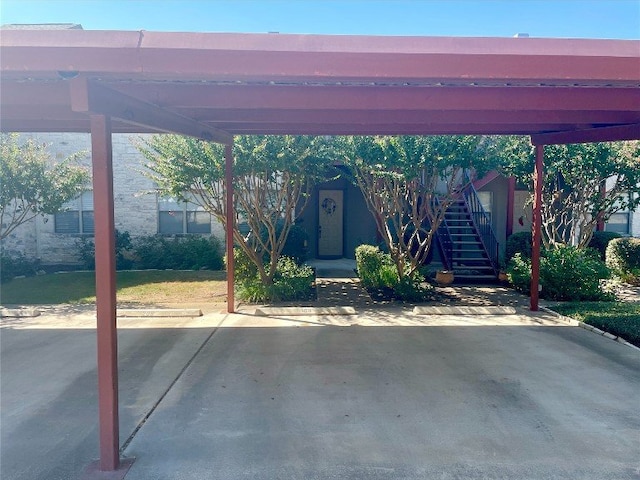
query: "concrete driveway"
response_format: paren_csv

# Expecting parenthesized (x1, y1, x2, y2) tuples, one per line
(1, 307, 639, 480)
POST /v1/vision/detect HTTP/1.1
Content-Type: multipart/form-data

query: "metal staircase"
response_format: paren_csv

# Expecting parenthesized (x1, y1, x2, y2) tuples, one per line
(437, 185, 500, 283)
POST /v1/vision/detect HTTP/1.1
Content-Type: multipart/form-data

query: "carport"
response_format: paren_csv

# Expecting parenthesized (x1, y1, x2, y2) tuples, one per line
(1, 30, 639, 475)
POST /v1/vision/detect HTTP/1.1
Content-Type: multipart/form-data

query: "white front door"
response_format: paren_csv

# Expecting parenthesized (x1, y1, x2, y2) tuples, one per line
(318, 189, 344, 257)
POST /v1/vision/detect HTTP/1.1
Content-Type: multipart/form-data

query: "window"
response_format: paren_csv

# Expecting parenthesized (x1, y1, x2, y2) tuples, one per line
(476, 191, 493, 223)
(158, 196, 211, 234)
(604, 193, 633, 235)
(605, 212, 630, 235)
(55, 191, 94, 234)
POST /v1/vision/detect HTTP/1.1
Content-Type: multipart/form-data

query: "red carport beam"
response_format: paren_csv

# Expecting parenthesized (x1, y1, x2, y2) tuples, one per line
(91, 114, 120, 471)
(530, 144, 544, 311)
(225, 143, 235, 314)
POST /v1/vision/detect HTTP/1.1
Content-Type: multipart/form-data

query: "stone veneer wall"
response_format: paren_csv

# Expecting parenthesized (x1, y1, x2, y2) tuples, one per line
(1, 133, 225, 265)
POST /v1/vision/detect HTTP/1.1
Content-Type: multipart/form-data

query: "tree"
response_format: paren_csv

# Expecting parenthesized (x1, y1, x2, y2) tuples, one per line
(0, 134, 90, 240)
(498, 137, 640, 248)
(139, 134, 336, 286)
(343, 135, 496, 279)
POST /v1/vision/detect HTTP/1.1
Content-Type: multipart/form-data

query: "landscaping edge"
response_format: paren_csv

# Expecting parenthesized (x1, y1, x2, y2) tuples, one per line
(540, 306, 640, 352)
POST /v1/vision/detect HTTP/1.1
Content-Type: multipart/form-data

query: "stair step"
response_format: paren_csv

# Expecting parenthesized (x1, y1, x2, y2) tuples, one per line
(452, 263, 494, 269)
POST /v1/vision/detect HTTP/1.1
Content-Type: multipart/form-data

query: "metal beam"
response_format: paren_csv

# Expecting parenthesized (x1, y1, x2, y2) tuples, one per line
(225, 143, 235, 314)
(90, 115, 120, 470)
(70, 77, 233, 144)
(530, 144, 544, 311)
(531, 123, 640, 145)
(121, 84, 640, 113)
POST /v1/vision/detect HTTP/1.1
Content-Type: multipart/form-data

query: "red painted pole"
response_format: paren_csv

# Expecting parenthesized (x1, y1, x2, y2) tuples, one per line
(225, 143, 235, 313)
(506, 176, 516, 237)
(90, 115, 120, 471)
(530, 144, 544, 311)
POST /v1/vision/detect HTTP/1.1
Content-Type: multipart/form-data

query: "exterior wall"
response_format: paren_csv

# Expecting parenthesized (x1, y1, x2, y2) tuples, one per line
(298, 177, 377, 260)
(632, 209, 640, 237)
(1, 133, 224, 265)
(477, 176, 509, 256)
(512, 190, 533, 236)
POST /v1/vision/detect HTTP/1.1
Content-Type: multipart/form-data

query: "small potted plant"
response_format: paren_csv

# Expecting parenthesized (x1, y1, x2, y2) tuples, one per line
(435, 269, 454, 285)
(498, 256, 509, 282)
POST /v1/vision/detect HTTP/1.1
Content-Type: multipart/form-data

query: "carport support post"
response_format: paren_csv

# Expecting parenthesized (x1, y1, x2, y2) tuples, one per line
(90, 114, 120, 471)
(530, 144, 544, 311)
(225, 142, 235, 313)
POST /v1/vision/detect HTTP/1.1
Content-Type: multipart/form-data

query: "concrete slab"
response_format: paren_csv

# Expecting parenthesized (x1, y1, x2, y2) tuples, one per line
(121, 310, 640, 480)
(0, 313, 223, 480)
(117, 308, 202, 318)
(413, 305, 517, 315)
(0, 307, 40, 317)
(254, 306, 356, 316)
(2, 306, 639, 480)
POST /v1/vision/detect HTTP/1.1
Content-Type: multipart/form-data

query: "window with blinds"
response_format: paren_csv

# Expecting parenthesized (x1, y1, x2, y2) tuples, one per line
(54, 191, 94, 234)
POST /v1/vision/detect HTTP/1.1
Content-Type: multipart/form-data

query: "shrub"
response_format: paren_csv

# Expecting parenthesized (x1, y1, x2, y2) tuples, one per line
(505, 232, 532, 262)
(0, 253, 40, 283)
(227, 247, 258, 283)
(133, 235, 224, 271)
(76, 229, 135, 270)
(235, 254, 314, 303)
(355, 244, 392, 289)
(588, 231, 622, 260)
(541, 246, 611, 301)
(355, 244, 432, 301)
(505, 253, 532, 294)
(606, 237, 640, 285)
(506, 245, 612, 301)
(279, 224, 309, 265)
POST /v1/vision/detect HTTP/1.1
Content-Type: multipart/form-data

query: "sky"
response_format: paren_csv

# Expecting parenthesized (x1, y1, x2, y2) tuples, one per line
(1, 0, 639, 39)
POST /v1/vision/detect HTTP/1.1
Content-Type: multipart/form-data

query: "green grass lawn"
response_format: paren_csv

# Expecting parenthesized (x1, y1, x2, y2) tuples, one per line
(0, 270, 227, 306)
(552, 301, 640, 347)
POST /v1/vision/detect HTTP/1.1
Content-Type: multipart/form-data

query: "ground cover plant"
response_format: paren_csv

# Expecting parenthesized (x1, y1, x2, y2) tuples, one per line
(0, 270, 226, 306)
(552, 301, 640, 347)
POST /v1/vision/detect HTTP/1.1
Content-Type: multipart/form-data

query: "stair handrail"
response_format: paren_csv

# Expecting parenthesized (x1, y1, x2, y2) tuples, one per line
(434, 196, 453, 271)
(461, 180, 500, 275)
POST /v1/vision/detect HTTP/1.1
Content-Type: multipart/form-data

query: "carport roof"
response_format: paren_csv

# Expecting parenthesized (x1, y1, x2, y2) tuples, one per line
(1, 29, 639, 145)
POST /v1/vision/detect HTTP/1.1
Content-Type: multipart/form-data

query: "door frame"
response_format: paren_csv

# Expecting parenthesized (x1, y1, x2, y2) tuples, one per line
(316, 188, 346, 259)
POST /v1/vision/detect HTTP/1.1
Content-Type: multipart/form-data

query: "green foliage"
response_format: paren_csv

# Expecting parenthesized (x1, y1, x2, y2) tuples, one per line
(140, 134, 336, 285)
(228, 247, 258, 283)
(507, 246, 612, 301)
(355, 244, 432, 301)
(279, 223, 309, 265)
(133, 235, 224, 271)
(541, 246, 611, 301)
(505, 232, 533, 262)
(505, 253, 532, 294)
(606, 237, 640, 285)
(75, 229, 135, 270)
(235, 253, 315, 303)
(345, 135, 498, 279)
(355, 244, 392, 289)
(588, 231, 622, 260)
(496, 137, 640, 248)
(0, 133, 90, 240)
(553, 302, 640, 348)
(0, 253, 40, 283)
